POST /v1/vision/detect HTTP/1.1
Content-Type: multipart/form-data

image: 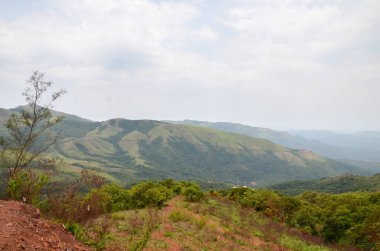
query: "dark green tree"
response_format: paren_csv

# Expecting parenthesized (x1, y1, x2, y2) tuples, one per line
(181, 183, 204, 202)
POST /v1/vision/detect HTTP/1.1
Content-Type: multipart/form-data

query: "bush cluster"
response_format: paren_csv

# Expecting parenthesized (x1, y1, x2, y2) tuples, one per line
(222, 187, 380, 250)
(44, 176, 205, 224)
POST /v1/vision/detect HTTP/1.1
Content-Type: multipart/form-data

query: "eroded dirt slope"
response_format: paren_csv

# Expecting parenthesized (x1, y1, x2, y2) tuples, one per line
(0, 200, 92, 251)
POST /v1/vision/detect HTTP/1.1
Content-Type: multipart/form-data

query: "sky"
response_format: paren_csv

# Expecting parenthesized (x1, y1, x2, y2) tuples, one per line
(0, 0, 379, 132)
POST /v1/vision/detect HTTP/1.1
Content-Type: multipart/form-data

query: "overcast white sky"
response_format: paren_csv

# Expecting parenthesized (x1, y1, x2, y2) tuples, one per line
(0, 0, 379, 132)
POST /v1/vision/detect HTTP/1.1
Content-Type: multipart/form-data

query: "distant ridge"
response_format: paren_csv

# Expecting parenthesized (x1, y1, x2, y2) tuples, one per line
(0, 107, 367, 186)
(169, 120, 380, 171)
(10, 105, 93, 123)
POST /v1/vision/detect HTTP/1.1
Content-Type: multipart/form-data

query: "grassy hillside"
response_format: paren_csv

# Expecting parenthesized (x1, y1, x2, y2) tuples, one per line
(82, 196, 341, 251)
(172, 120, 380, 169)
(169, 120, 317, 150)
(50, 117, 366, 186)
(270, 173, 380, 195)
(0, 107, 366, 186)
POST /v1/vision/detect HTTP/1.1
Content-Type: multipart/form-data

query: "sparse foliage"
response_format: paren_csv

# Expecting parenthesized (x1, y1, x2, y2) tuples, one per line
(0, 71, 66, 178)
(0, 71, 65, 200)
(81, 169, 106, 189)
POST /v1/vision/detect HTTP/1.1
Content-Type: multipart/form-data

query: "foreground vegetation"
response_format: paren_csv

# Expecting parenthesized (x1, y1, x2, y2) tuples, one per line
(1, 144, 378, 250)
(221, 186, 380, 251)
(21, 174, 375, 251)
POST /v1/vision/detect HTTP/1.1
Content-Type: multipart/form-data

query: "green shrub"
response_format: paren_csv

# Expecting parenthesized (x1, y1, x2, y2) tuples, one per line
(346, 204, 380, 251)
(181, 183, 204, 202)
(130, 181, 173, 208)
(159, 178, 182, 194)
(98, 183, 131, 212)
(67, 223, 84, 239)
(7, 170, 49, 205)
(82, 183, 131, 216)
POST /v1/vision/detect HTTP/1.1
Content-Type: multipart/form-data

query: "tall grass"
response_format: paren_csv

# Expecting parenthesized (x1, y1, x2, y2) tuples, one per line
(280, 235, 333, 251)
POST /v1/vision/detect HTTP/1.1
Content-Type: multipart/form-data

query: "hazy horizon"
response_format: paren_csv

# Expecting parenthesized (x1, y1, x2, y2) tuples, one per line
(1, 0, 379, 133)
(2, 103, 378, 134)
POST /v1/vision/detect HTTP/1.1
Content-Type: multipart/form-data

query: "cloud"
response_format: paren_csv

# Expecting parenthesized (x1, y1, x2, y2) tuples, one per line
(0, 0, 379, 131)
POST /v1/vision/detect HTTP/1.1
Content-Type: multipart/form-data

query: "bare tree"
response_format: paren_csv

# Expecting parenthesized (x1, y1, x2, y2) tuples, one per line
(0, 71, 66, 178)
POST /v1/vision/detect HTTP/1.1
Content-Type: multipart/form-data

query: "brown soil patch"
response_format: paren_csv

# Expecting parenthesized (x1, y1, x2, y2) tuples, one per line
(147, 197, 288, 251)
(0, 200, 92, 251)
(148, 198, 182, 251)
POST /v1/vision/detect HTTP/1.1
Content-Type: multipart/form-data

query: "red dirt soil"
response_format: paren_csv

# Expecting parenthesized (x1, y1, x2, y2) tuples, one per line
(0, 200, 92, 251)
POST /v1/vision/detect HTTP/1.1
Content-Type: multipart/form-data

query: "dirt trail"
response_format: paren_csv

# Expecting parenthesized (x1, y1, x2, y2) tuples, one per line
(148, 198, 182, 251)
(0, 200, 92, 251)
(147, 197, 287, 251)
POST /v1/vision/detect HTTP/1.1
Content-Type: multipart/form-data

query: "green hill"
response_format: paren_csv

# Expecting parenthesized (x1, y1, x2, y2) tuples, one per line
(0, 107, 366, 186)
(50, 118, 364, 186)
(171, 120, 380, 170)
(0, 108, 11, 136)
(270, 173, 380, 195)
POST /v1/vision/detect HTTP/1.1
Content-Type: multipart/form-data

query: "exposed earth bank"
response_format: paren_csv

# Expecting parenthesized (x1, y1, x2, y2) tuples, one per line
(0, 200, 91, 251)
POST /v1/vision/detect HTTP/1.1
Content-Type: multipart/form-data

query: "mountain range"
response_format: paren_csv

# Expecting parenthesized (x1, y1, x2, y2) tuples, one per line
(170, 120, 380, 172)
(0, 106, 371, 186)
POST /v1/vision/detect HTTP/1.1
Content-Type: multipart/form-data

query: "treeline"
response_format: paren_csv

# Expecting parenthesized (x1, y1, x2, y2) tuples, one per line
(43, 175, 379, 251)
(220, 187, 380, 250)
(270, 173, 380, 195)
